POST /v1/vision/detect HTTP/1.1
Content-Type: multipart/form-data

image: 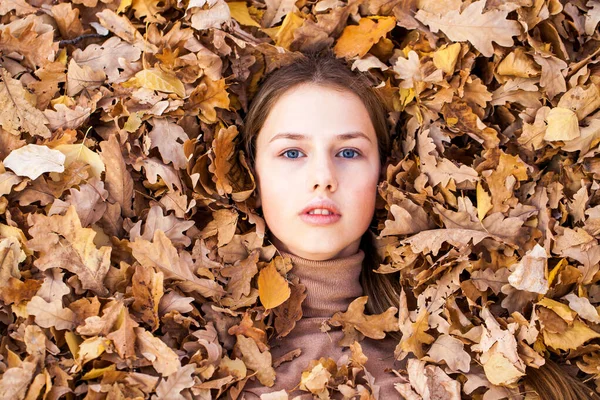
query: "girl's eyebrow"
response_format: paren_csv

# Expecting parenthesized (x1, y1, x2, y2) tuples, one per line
(268, 132, 372, 143)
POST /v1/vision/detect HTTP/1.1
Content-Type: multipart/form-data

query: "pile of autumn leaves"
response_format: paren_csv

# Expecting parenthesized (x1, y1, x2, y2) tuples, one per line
(2, 0, 600, 398)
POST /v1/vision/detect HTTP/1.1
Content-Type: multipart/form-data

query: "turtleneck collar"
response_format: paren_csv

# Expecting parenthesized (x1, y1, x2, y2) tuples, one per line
(276, 248, 365, 318)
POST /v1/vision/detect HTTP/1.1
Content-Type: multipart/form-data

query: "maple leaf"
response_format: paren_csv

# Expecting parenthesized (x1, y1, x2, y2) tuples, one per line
(415, 0, 521, 57)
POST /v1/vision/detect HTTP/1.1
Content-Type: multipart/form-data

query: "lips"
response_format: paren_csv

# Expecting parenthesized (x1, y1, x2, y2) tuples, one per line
(300, 198, 341, 215)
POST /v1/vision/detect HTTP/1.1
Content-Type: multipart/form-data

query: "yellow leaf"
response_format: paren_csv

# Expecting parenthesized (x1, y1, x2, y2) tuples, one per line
(274, 11, 304, 49)
(543, 319, 600, 350)
(82, 364, 116, 380)
(548, 258, 567, 287)
(258, 259, 290, 309)
(228, 2, 261, 27)
(544, 107, 580, 141)
(123, 112, 143, 133)
(117, 0, 132, 13)
(483, 351, 525, 385)
(188, 76, 230, 124)
(65, 331, 82, 359)
(433, 43, 461, 74)
(537, 297, 577, 323)
(124, 69, 185, 98)
(77, 336, 111, 366)
(497, 47, 540, 78)
(334, 16, 396, 59)
(53, 144, 106, 179)
(476, 182, 493, 220)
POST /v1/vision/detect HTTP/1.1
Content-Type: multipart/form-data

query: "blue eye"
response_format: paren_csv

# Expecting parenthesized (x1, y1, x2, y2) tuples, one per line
(280, 149, 361, 159)
(282, 149, 303, 159)
(340, 149, 359, 158)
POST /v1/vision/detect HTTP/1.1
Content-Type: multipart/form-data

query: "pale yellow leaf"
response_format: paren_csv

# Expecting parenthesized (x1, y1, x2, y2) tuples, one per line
(544, 107, 580, 141)
(125, 69, 185, 98)
(53, 144, 106, 179)
(4, 144, 65, 180)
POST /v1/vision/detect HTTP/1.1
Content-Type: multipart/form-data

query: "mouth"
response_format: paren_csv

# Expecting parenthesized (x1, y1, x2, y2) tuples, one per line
(300, 210, 341, 225)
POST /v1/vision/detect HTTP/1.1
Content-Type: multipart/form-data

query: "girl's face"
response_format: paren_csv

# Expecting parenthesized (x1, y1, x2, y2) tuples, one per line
(254, 83, 381, 260)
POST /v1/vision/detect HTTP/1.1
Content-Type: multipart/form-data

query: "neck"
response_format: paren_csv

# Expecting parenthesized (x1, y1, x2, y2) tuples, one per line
(277, 247, 365, 318)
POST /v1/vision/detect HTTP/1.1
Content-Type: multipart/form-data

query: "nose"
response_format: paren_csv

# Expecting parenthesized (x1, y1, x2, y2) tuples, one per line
(309, 150, 338, 192)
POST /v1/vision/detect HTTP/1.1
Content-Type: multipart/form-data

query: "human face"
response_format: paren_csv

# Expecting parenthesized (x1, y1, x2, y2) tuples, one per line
(254, 83, 381, 261)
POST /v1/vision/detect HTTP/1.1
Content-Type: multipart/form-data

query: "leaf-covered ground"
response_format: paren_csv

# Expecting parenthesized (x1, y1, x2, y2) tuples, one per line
(1, 0, 600, 399)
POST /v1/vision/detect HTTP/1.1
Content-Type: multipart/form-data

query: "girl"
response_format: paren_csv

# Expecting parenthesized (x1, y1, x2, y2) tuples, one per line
(237, 51, 598, 399)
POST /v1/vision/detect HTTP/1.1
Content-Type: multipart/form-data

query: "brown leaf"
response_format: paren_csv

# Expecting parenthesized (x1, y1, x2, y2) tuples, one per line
(26, 205, 111, 296)
(0, 68, 51, 138)
(328, 296, 399, 346)
(132, 263, 164, 331)
(129, 229, 226, 299)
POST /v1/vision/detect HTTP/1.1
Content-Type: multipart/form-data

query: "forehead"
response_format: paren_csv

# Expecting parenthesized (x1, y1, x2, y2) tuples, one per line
(257, 83, 377, 143)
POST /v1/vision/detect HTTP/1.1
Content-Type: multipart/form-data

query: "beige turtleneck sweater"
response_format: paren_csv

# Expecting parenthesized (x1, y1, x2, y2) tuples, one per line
(240, 248, 405, 399)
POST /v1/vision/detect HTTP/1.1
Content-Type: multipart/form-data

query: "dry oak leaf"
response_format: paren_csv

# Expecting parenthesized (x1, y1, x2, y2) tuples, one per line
(395, 358, 461, 400)
(4, 144, 65, 180)
(26, 295, 75, 331)
(26, 205, 111, 296)
(333, 16, 396, 59)
(186, 76, 230, 124)
(234, 334, 276, 387)
(72, 37, 142, 83)
(106, 306, 139, 360)
(66, 59, 106, 96)
(0, 361, 36, 400)
(153, 363, 196, 400)
(418, 128, 479, 188)
(273, 276, 307, 339)
(129, 229, 226, 299)
(542, 319, 600, 351)
(136, 327, 181, 376)
(425, 334, 470, 373)
(189, 0, 231, 30)
(129, 204, 195, 247)
(562, 293, 600, 324)
(544, 107, 580, 142)
(415, 0, 521, 57)
(227, 311, 268, 352)
(132, 263, 164, 331)
(99, 133, 134, 217)
(53, 143, 106, 180)
(228, 2, 261, 27)
(124, 68, 185, 98)
(0, 19, 57, 69)
(397, 307, 435, 359)
(0, 0, 37, 16)
(508, 244, 549, 294)
(257, 256, 291, 309)
(148, 118, 189, 170)
(0, 68, 51, 138)
(221, 249, 259, 301)
(328, 296, 399, 342)
(43, 104, 91, 132)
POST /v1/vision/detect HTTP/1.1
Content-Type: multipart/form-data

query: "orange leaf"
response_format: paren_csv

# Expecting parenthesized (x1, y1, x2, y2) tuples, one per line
(257, 259, 290, 310)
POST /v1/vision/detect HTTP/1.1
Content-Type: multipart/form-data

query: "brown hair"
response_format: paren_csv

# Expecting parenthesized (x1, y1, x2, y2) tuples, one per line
(239, 49, 598, 399)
